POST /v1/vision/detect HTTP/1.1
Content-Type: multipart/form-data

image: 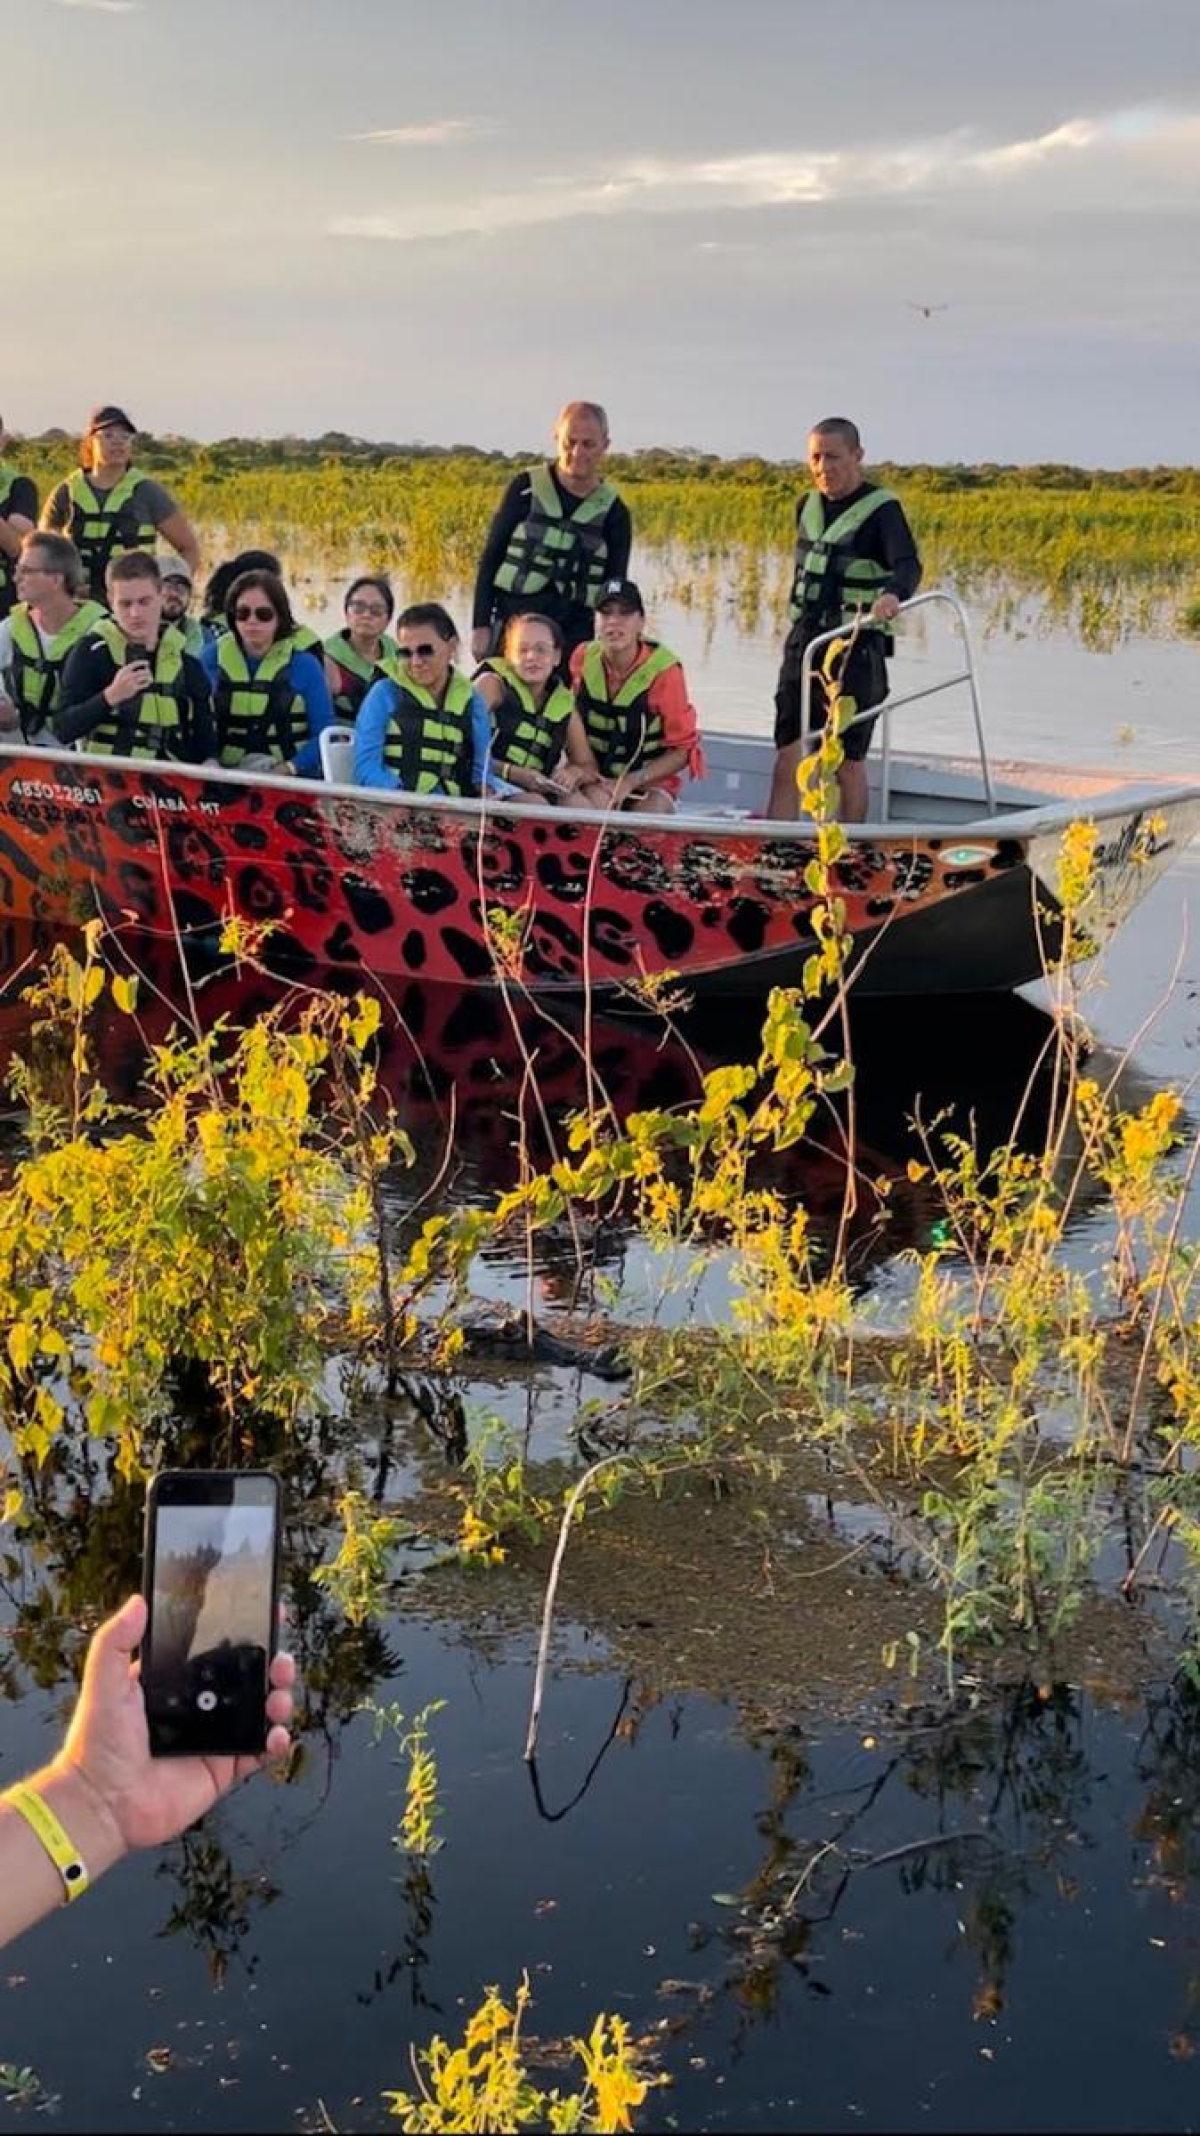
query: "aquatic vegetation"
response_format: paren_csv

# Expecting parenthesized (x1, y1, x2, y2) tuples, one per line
(383, 1974, 660, 2132)
(0, 930, 404, 1488)
(17, 436, 1200, 642)
(362, 1697, 448, 1857)
(313, 1487, 411, 1626)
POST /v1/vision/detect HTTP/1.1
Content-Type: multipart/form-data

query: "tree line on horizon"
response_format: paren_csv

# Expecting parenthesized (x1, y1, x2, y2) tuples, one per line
(13, 430, 1200, 493)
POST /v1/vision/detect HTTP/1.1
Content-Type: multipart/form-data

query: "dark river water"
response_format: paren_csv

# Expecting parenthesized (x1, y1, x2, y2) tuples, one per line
(2, 591, 1199, 2131)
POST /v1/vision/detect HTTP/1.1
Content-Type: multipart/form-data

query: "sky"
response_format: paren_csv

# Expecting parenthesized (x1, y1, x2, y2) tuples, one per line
(8, 0, 1200, 463)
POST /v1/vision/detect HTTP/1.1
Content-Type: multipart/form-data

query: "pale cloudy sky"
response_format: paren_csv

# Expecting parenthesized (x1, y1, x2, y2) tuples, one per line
(9, 0, 1199, 461)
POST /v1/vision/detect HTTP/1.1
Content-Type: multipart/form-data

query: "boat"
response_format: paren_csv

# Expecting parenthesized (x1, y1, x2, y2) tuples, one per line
(1, 595, 1196, 999)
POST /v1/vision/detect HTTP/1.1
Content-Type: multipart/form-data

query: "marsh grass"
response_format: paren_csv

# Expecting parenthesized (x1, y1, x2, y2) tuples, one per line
(19, 438, 1200, 644)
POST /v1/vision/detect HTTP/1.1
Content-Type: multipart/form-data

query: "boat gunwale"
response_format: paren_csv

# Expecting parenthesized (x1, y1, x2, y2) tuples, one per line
(2, 737, 1198, 850)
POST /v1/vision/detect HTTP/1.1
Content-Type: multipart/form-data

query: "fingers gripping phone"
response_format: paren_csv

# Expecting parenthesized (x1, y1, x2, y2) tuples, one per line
(142, 1471, 281, 1757)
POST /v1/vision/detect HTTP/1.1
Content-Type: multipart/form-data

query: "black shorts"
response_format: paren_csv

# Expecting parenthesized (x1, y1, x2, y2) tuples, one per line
(773, 624, 889, 759)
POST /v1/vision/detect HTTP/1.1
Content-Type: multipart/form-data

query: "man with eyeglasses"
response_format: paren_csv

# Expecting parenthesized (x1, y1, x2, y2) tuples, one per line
(0, 532, 108, 744)
(55, 552, 215, 763)
(0, 414, 39, 622)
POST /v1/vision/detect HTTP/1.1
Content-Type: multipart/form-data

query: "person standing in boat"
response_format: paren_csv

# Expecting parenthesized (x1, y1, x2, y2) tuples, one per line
(324, 577, 397, 722)
(568, 579, 702, 814)
(55, 552, 215, 763)
(0, 533, 107, 744)
(0, 416, 39, 622)
(158, 557, 208, 658)
(204, 568, 333, 778)
(355, 603, 514, 798)
(768, 417, 921, 825)
(473, 613, 596, 802)
(470, 402, 632, 664)
(40, 407, 200, 606)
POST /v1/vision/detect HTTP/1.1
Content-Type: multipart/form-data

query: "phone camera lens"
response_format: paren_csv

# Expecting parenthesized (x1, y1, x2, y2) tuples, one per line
(196, 1689, 219, 1713)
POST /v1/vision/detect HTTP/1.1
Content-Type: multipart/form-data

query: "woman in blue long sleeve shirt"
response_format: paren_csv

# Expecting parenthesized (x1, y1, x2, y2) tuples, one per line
(202, 568, 333, 779)
(354, 603, 516, 798)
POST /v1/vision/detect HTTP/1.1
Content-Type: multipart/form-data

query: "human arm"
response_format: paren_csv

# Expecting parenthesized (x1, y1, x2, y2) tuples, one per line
(37, 481, 71, 534)
(352, 677, 400, 791)
(289, 650, 334, 778)
(469, 693, 522, 799)
(0, 478, 38, 560)
(178, 652, 217, 763)
(54, 636, 149, 745)
(0, 1595, 294, 1950)
(0, 619, 16, 727)
(603, 495, 633, 581)
(470, 473, 532, 652)
(870, 498, 922, 618)
(139, 481, 201, 586)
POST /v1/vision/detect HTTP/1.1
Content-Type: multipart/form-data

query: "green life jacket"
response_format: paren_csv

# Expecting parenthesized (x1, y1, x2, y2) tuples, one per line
(574, 640, 678, 782)
(65, 467, 158, 597)
(0, 462, 29, 617)
(3, 599, 108, 736)
(324, 630, 395, 721)
(787, 486, 897, 640)
(478, 656, 575, 777)
(214, 635, 309, 766)
(175, 615, 207, 659)
(80, 620, 187, 758)
(382, 670, 475, 796)
(492, 465, 619, 609)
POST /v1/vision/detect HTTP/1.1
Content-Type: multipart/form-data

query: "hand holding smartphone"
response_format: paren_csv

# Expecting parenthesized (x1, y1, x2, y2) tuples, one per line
(141, 1471, 282, 1758)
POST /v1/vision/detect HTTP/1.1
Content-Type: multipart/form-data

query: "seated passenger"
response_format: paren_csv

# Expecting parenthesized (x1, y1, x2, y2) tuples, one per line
(203, 569, 332, 777)
(56, 552, 215, 763)
(158, 556, 207, 658)
(568, 579, 702, 814)
(324, 577, 396, 722)
(473, 612, 596, 802)
(0, 532, 106, 744)
(354, 603, 511, 798)
(201, 550, 322, 656)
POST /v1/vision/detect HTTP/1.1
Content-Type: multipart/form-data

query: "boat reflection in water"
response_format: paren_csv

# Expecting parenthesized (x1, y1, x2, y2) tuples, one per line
(0, 920, 1149, 1289)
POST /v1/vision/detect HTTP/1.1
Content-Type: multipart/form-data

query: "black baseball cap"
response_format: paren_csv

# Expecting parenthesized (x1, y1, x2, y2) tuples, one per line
(595, 578, 644, 614)
(86, 404, 136, 435)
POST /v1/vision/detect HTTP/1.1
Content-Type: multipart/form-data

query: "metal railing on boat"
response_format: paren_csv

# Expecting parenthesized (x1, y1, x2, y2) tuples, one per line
(798, 589, 995, 821)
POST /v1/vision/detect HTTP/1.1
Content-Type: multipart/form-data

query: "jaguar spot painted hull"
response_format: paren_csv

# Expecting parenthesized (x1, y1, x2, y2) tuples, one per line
(0, 740, 1195, 998)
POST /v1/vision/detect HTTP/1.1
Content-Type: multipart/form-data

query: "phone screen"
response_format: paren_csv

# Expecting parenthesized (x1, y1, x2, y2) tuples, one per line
(142, 1471, 280, 1757)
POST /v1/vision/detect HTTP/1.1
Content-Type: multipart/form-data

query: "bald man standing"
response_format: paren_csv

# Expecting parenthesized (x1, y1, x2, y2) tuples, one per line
(471, 401, 633, 663)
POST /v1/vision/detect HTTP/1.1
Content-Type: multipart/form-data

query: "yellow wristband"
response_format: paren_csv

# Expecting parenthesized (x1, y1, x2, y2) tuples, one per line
(3, 1784, 89, 1901)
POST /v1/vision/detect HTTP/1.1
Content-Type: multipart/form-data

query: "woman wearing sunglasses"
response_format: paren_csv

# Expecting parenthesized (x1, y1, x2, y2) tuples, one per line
(203, 568, 333, 777)
(324, 576, 397, 722)
(354, 603, 516, 798)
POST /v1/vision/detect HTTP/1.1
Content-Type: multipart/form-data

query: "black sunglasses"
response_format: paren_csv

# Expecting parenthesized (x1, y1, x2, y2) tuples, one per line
(234, 604, 278, 623)
(396, 641, 442, 659)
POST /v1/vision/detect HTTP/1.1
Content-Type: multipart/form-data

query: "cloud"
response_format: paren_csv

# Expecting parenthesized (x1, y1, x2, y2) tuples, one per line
(344, 119, 496, 147)
(49, 0, 140, 11)
(327, 105, 1200, 245)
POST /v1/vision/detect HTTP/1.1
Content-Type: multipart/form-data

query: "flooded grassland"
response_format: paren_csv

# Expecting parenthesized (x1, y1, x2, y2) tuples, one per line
(3, 460, 1200, 2131)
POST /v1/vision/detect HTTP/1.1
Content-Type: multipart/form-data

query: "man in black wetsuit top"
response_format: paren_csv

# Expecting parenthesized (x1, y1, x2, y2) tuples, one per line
(768, 417, 921, 823)
(471, 402, 632, 664)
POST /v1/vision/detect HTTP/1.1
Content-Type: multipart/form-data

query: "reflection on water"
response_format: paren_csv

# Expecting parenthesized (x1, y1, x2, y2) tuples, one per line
(0, 923, 1156, 1301)
(1, 921, 1196, 2130)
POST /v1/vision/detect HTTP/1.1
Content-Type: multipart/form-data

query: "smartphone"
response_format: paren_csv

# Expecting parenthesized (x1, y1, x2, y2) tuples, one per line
(141, 1470, 281, 1758)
